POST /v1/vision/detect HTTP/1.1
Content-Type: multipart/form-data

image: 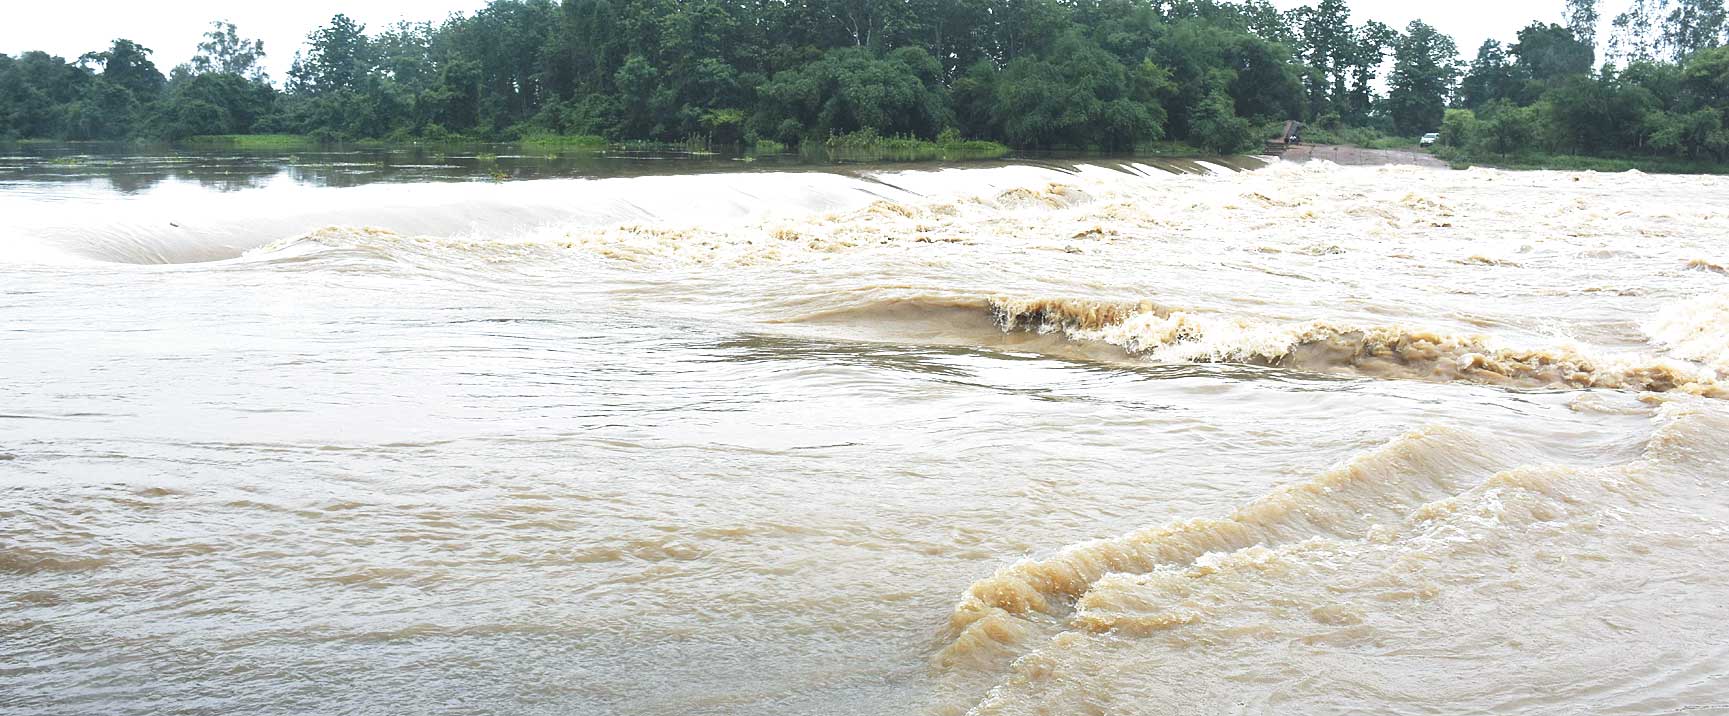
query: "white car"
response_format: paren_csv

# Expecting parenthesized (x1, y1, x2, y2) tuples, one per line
(1420, 132, 1440, 147)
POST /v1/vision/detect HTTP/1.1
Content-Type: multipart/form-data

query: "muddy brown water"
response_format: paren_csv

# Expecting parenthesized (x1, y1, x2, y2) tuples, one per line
(4, 148, 1728, 715)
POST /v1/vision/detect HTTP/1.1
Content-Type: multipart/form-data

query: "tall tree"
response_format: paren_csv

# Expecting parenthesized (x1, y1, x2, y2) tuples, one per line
(1459, 40, 1517, 109)
(1662, 0, 1727, 61)
(1682, 44, 1729, 106)
(820, 0, 923, 50)
(1295, 0, 1352, 119)
(371, 21, 436, 90)
(79, 39, 164, 99)
(1612, 0, 1668, 62)
(752, 45, 950, 143)
(984, 33, 1167, 148)
(549, 0, 625, 95)
(1342, 20, 1398, 123)
(190, 21, 268, 81)
(0, 51, 93, 138)
(287, 14, 372, 94)
(1512, 22, 1595, 82)
(1386, 20, 1459, 135)
(437, 0, 558, 129)
(1565, 0, 1601, 49)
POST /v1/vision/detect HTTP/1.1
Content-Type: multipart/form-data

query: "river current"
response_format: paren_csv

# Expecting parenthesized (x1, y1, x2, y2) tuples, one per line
(3, 148, 1728, 715)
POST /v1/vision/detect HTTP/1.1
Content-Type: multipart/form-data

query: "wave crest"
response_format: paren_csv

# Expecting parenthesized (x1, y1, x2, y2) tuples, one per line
(947, 407, 1729, 714)
(1648, 289, 1729, 372)
(989, 297, 1726, 395)
(936, 426, 1502, 667)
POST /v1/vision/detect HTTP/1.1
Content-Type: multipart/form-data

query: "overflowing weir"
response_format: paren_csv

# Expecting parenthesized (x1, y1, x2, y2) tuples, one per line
(4, 154, 1729, 715)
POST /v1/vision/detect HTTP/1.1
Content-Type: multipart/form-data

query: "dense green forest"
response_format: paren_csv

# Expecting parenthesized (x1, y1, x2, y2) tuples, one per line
(1442, 1, 1729, 165)
(3, 0, 1729, 162)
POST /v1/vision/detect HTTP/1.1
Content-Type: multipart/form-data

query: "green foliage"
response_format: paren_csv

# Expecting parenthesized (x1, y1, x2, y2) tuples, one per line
(517, 132, 607, 149)
(81, 39, 165, 99)
(1542, 74, 1656, 153)
(287, 14, 371, 95)
(1683, 46, 1729, 106)
(977, 33, 1169, 149)
(1442, 40, 1729, 167)
(1438, 149, 1729, 174)
(1648, 108, 1728, 158)
(192, 21, 268, 81)
(1460, 41, 1518, 110)
(0, 51, 93, 138)
(1661, 0, 1728, 62)
(613, 54, 665, 139)
(1439, 108, 1479, 148)
(1133, 139, 1207, 156)
(62, 80, 141, 140)
(1293, 0, 1354, 118)
(1613, 0, 1667, 62)
(1566, 0, 1602, 48)
(1295, 123, 1404, 148)
(748, 138, 787, 153)
(1155, 18, 1301, 141)
(4, 0, 1729, 169)
(1479, 104, 1541, 157)
(1387, 20, 1459, 136)
(159, 72, 277, 138)
(3, 0, 1313, 153)
(179, 133, 319, 149)
(753, 47, 949, 146)
(1511, 23, 1595, 83)
(820, 128, 1009, 160)
(1362, 135, 1418, 149)
(1189, 89, 1254, 154)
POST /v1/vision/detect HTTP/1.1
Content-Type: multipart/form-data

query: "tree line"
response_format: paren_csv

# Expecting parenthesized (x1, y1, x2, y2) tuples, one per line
(1443, 0, 1729, 163)
(2, 0, 1728, 161)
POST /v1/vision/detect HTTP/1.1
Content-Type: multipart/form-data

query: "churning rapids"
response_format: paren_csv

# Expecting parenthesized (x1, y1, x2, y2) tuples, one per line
(4, 154, 1729, 716)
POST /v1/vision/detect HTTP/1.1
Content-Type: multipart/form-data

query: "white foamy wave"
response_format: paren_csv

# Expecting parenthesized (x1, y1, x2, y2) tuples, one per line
(1648, 289, 1729, 372)
(989, 297, 1727, 395)
(4, 172, 916, 265)
(9, 158, 1287, 267)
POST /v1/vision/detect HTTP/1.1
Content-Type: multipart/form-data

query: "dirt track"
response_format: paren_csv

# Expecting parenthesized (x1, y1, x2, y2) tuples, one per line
(1278, 143, 1448, 168)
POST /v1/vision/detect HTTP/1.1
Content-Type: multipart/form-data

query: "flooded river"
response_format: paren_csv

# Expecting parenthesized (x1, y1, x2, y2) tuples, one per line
(3, 146, 1727, 715)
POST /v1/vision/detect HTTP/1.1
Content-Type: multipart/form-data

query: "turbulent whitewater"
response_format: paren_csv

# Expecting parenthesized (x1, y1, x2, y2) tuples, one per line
(3, 152, 1728, 715)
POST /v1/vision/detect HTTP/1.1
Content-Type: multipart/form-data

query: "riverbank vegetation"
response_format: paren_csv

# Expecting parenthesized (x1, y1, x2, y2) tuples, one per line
(3, 0, 1728, 166)
(1433, 6, 1729, 168)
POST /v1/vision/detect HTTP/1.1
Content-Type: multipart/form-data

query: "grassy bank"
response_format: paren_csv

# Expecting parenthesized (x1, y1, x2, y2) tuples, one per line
(172, 130, 1011, 161)
(1305, 129, 1417, 150)
(516, 133, 608, 150)
(1433, 147, 1729, 174)
(747, 139, 788, 154)
(179, 134, 321, 149)
(822, 129, 1010, 160)
(1264, 122, 1419, 151)
(1134, 140, 1210, 156)
(180, 132, 613, 152)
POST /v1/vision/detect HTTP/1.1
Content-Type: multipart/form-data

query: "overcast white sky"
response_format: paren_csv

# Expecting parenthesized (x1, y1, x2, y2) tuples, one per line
(0, 0, 1600, 82)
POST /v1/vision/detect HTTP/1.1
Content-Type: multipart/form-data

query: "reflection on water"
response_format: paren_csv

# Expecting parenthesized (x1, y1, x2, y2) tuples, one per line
(0, 143, 799, 195)
(0, 141, 1266, 196)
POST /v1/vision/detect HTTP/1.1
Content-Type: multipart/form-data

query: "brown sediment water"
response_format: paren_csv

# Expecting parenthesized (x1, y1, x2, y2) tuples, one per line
(3, 154, 1728, 715)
